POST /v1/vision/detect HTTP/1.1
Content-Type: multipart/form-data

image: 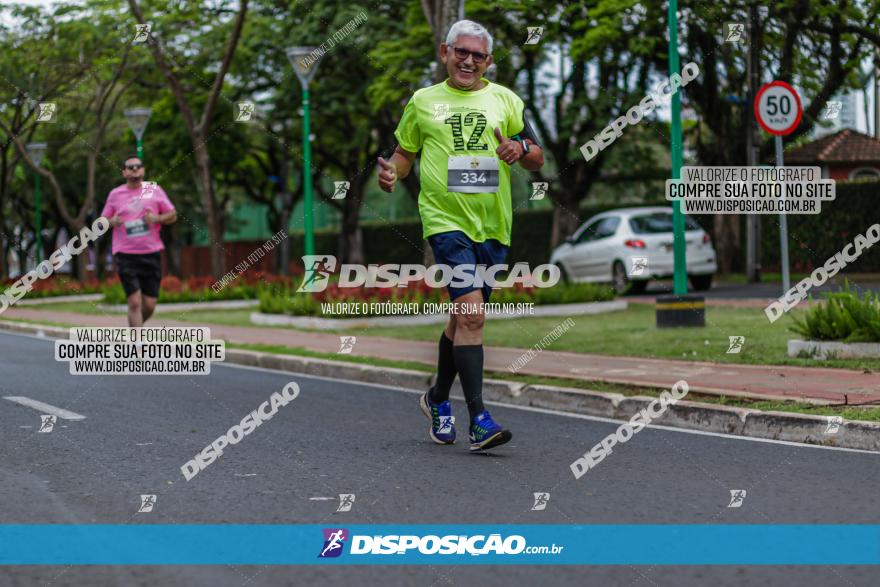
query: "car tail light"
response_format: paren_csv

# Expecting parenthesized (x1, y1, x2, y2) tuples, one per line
(624, 239, 646, 249)
(702, 234, 711, 245)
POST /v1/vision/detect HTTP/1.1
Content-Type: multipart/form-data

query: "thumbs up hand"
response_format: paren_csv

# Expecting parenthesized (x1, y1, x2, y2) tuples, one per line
(494, 127, 524, 166)
(377, 156, 398, 193)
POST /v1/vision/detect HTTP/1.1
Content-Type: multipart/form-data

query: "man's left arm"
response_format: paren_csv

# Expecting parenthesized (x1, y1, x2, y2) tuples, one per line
(512, 114, 544, 172)
(156, 209, 177, 225)
(146, 188, 177, 225)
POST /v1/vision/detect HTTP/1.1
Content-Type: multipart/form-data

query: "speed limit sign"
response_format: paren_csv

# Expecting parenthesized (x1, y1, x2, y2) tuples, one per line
(754, 81, 803, 136)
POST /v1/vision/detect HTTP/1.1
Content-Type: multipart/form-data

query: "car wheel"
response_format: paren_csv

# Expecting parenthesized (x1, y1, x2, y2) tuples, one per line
(628, 280, 648, 294)
(611, 261, 630, 295)
(690, 274, 713, 291)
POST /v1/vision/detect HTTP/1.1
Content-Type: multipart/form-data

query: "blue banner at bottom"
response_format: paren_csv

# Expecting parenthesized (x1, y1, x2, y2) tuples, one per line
(1, 525, 878, 565)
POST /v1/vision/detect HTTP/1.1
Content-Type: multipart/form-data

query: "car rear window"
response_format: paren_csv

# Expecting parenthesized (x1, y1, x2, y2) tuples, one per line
(629, 213, 702, 234)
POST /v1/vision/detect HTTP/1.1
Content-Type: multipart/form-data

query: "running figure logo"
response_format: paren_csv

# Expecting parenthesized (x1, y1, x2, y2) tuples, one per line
(433, 103, 450, 121)
(530, 182, 548, 201)
(138, 494, 157, 513)
(336, 494, 355, 512)
(727, 490, 746, 508)
(437, 416, 454, 434)
(297, 255, 337, 292)
(318, 528, 348, 558)
(822, 101, 842, 121)
(531, 492, 550, 511)
(723, 23, 745, 43)
(631, 257, 648, 276)
(132, 23, 151, 44)
(332, 181, 350, 200)
(825, 416, 843, 434)
(236, 101, 255, 122)
(140, 181, 157, 200)
(36, 103, 57, 123)
(524, 27, 543, 45)
(38, 415, 56, 433)
(337, 337, 356, 355)
(727, 336, 745, 354)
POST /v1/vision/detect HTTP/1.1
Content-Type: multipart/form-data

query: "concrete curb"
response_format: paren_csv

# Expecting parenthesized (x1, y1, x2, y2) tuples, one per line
(1, 319, 877, 452)
(17, 293, 103, 306)
(98, 299, 260, 314)
(788, 339, 880, 360)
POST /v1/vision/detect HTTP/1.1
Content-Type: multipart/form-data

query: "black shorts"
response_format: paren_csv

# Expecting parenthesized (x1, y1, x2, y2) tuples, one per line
(115, 252, 162, 298)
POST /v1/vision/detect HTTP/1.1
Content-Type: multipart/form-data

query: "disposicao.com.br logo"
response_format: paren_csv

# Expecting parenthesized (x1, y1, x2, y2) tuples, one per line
(297, 255, 560, 293)
(317, 529, 563, 558)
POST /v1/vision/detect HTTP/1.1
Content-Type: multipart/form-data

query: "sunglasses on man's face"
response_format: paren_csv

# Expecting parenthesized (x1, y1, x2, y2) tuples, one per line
(451, 46, 489, 64)
(124, 164, 143, 171)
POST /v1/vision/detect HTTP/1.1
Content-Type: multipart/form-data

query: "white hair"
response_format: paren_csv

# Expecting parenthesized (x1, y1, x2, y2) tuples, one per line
(445, 20, 493, 54)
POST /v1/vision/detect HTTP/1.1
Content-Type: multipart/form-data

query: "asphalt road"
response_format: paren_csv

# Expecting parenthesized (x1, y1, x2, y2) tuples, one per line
(1, 330, 878, 586)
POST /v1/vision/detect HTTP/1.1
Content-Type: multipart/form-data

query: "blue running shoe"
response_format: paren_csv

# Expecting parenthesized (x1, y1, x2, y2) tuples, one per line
(469, 410, 512, 451)
(419, 391, 456, 444)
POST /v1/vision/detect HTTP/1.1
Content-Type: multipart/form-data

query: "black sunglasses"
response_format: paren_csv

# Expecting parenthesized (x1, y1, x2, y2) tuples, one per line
(124, 164, 143, 170)
(451, 46, 490, 64)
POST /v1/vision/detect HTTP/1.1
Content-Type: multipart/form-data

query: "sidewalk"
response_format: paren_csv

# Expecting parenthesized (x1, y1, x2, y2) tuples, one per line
(3, 307, 880, 406)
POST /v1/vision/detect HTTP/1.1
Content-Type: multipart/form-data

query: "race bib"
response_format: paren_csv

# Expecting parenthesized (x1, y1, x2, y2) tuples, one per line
(124, 219, 149, 238)
(447, 156, 499, 193)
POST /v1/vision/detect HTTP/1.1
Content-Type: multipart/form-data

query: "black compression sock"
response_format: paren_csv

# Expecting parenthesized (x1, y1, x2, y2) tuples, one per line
(429, 332, 456, 404)
(453, 344, 485, 422)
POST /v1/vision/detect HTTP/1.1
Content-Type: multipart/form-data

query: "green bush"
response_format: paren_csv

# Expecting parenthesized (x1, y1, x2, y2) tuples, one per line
(790, 281, 880, 342)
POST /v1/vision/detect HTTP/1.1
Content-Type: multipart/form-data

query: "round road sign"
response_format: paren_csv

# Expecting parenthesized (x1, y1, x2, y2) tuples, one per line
(754, 81, 802, 136)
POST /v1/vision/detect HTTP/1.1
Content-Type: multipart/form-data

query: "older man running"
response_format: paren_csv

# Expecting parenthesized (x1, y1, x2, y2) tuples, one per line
(378, 19, 545, 451)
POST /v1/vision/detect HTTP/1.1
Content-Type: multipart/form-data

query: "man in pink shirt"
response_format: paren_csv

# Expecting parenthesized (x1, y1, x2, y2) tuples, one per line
(101, 155, 177, 326)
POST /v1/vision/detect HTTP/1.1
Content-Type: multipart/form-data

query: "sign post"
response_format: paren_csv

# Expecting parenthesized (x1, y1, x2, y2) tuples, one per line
(754, 81, 802, 294)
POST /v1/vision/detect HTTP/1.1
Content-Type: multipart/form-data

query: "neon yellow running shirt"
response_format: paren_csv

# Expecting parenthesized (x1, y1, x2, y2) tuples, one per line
(394, 79, 526, 246)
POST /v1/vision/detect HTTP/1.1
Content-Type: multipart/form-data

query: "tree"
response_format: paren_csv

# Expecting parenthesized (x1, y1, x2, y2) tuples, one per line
(127, 0, 249, 277)
(646, 0, 880, 272)
(0, 0, 135, 279)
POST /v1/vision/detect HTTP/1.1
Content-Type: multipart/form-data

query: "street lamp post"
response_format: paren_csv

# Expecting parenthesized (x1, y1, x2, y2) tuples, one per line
(286, 47, 324, 257)
(656, 0, 705, 328)
(25, 142, 48, 263)
(124, 107, 152, 160)
(667, 0, 687, 296)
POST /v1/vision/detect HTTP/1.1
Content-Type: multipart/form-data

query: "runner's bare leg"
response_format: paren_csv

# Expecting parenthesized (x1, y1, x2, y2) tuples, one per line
(141, 295, 157, 324)
(451, 289, 484, 345)
(127, 291, 143, 327)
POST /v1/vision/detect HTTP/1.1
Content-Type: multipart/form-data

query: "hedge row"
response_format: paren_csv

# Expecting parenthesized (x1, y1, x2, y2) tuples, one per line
(281, 180, 877, 272)
(758, 180, 879, 272)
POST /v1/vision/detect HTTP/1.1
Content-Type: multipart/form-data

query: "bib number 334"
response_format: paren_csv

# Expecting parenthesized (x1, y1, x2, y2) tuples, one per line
(447, 156, 499, 193)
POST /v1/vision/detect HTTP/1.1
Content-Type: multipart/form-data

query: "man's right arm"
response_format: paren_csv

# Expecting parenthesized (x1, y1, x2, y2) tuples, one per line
(101, 194, 123, 227)
(377, 146, 417, 192)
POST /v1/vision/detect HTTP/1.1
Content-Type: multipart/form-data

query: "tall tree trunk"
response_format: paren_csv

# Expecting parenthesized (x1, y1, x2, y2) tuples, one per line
(277, 157, 293, 275)
(0, 208, 7, 281)
(550, 199, 581, 249)
(338, 179, 365, 264)
(713, 215, 742, 274)
(194, 138, 224, 276)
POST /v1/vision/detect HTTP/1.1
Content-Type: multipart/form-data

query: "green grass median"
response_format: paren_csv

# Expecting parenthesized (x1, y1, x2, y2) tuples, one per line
(9, 300, 880, 370)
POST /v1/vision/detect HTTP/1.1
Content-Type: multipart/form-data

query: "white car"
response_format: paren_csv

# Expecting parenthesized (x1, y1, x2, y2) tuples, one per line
(549, 206, 717, 293)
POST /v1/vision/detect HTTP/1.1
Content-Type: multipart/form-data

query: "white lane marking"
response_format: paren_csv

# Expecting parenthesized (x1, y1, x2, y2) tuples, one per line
(136, 442, 153, 446)
(220, 362, 880, 456)
(309, 497, 335, 501)
(3, 396, 86, 420)
(4, 329, 876, 456)
(234, 473, 257, 477)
